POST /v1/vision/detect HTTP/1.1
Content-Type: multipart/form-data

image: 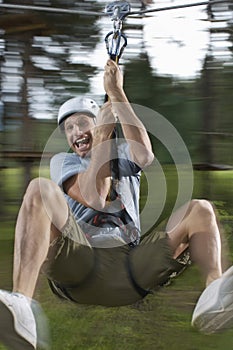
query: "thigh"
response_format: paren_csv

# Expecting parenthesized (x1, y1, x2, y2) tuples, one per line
(43, 208, 95, 286)
(129, 229, 178, 291)
(35, 177, 70, 232)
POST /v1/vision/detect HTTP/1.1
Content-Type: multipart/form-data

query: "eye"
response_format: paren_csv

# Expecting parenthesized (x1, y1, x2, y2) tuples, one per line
(78, 119, 89, 129)
(65, 124, 73, 132)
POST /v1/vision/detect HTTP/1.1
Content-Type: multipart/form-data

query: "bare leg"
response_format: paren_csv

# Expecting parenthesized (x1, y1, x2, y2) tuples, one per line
(167, 199, 222, 286)
(13, 178, 69, 298)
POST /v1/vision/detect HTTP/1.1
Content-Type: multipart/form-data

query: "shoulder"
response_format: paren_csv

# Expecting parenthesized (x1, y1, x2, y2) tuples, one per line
(50, 152, 91, 171)
(51, 152, 81, 164)
(117, 142, 142, 176)
(50, 152, 89, 186)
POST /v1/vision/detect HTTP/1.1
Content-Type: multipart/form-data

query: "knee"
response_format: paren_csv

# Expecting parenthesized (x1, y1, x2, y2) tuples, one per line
(24, 178, 58, 208)
(189, 199, 217, 226)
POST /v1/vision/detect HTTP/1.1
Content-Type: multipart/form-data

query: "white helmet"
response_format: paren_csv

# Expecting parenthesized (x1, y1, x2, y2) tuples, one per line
(57, 97, 99, 128)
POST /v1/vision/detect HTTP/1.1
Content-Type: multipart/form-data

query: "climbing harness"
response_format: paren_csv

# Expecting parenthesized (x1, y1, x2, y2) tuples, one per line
(104, 1, 192, 288)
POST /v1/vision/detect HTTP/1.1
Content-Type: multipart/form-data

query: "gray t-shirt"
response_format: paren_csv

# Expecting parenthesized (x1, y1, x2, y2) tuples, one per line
(50, 142, 141, 247)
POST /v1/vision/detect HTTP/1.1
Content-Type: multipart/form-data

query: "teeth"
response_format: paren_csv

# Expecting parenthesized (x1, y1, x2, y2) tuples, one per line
(75, 137, 88, 146)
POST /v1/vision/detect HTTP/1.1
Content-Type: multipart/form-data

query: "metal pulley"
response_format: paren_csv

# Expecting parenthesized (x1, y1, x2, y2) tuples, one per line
(104, 1, 131, 62)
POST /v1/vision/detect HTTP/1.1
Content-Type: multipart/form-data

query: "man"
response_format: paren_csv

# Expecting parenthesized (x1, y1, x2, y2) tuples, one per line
(0, 58, 233, 349)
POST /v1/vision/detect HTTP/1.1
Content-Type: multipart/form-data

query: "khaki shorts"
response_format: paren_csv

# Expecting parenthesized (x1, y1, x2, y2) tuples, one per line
(43, 209, 182, 307)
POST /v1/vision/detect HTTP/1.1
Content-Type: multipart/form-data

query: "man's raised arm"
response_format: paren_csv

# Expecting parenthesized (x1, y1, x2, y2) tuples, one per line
(104, 59, 154, 168)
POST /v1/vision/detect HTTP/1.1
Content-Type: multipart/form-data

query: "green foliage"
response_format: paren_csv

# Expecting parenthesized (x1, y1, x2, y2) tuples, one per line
(123, 55, 232, 166)
(0, 167, 233, 349)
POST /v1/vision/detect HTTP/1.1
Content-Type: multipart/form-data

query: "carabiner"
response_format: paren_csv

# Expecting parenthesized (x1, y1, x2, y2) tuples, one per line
(105, 30, 127, 61)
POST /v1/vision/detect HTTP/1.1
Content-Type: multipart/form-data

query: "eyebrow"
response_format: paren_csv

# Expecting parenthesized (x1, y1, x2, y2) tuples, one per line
(65, 116, 93, 127)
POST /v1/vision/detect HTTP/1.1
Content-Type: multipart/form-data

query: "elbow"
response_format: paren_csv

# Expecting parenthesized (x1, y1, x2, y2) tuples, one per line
(92, 200, 106, 211)
(135, 150, 155, 169)
(144, 150, 155, 167)
(88, 195, 107, 211)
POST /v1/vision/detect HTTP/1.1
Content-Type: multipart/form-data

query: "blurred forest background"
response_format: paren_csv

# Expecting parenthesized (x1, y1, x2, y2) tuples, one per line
(0, 1, 232, 349)
(0, 0, 232, 220)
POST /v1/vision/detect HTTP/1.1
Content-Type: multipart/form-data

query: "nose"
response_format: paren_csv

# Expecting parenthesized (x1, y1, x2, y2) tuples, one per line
(73, 123, 83, 135)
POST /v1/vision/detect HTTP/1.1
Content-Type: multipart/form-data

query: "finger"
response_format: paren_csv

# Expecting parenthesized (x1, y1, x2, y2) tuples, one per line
(105, 59, 112, 70)
(105, 59, 112, 69)
(101, 101, 112, 110)
(107, 58, 118, 69)
(104, 63, 114, 74)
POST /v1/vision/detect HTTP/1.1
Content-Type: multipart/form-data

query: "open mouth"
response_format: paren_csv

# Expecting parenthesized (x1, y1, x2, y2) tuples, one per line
(74, 136, 90, 149)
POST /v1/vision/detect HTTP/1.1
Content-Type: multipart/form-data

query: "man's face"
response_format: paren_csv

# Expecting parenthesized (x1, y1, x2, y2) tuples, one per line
(64, 113, 95, 157)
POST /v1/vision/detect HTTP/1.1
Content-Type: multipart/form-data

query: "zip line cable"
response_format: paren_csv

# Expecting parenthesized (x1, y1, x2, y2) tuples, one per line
(0, 3, 101, 16)
(129, 0, 232, 18)
(0, 0, 231, 18)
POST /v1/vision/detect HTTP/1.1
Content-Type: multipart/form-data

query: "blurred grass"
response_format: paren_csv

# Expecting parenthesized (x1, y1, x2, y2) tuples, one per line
(0, 167, 233, 349)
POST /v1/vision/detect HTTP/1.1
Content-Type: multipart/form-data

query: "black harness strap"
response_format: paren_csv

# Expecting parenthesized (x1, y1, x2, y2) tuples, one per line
(48, 279, 77, 302)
